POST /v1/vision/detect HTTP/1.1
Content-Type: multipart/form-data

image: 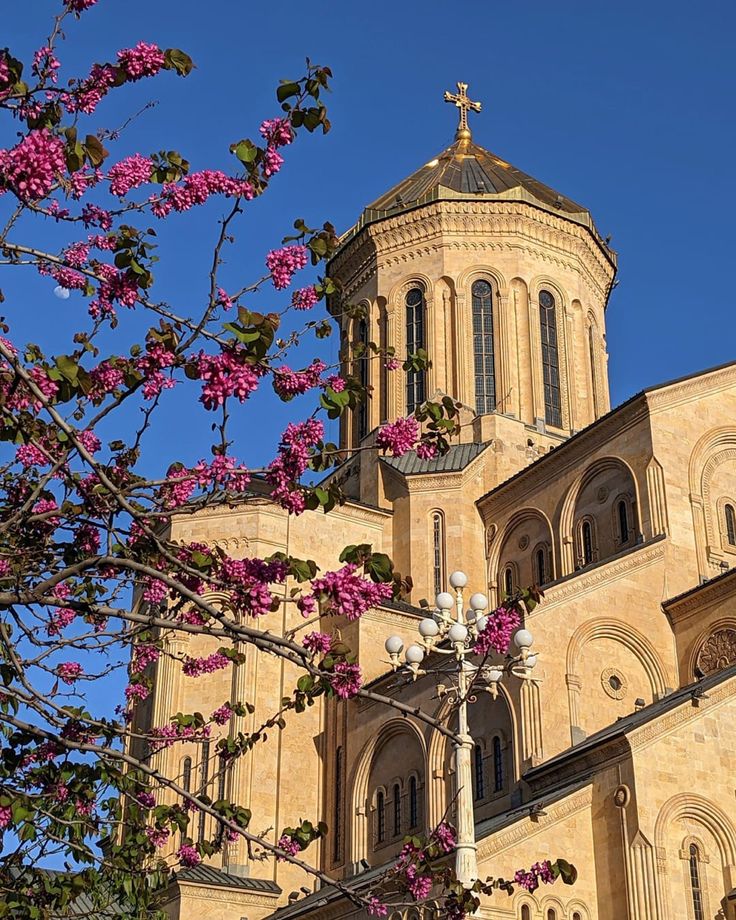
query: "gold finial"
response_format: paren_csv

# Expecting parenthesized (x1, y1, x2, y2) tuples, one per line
(443, 81, 481, 142)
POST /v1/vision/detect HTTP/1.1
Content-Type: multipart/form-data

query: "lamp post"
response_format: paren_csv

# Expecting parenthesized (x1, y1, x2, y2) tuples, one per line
(383, 571, 538, 891)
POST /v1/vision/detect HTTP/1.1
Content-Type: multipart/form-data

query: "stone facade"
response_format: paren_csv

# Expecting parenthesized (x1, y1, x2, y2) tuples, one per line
(141, 128, 736, 920)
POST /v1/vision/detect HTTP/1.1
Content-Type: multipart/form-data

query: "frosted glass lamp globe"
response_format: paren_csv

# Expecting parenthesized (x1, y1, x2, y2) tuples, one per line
(513, 628, 533, 649)
(469, 592, 488, 612)
(449, 571, 468, 589)
(405, 644, 425, 664)
(384, 635, 404, 655)
(448, 623, 468, 643)
(418, 618, 439, 638)
(435, 592, 454, 611)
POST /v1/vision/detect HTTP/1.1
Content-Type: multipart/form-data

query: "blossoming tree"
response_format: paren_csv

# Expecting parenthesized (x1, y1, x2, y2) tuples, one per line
(0, 2, 575, 917)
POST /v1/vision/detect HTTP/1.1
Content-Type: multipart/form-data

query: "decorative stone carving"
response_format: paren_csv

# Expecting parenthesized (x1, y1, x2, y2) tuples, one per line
(597, 485, 610, 503)
(601, 667, 628, 700)
(518, 534, 530, 550)
(613, 784, 631, 808)
(696, 627, 736, 675)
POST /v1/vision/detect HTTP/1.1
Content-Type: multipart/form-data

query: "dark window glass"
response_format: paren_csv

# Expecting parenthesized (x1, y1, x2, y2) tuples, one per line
(376, 791, 385, 844)
(356, 318, 369, 441)
(521, 908, 531, 920)
(474, 745, 485, 800)
(406, 288, 426, 413)
(182, 757, 192, 793)
(433, 513, 445, 599)
(472, 280, 496, 414)
(618, 500, 629, 544)
(535, 547, 547, 585)
(409, 776, 418, 829)
(493, 736, 504, 792)
(689, 844, 704, 920)
(334, 747, 342, 862)
(198, 740, 210, 843)
(393, 784, 401, 837)
(539, 290, 562, 427)
(582, 520, 594, 565)
(588, 323, 599, 418)
(547, 911, 557, 920)
(726, 503, 736, 546)
(503, 566, 514, 597)
(572, 914, 582, 920)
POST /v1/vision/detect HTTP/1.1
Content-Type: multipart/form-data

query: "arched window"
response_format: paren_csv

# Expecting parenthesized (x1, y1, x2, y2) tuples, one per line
(432, 512, 446, 599)
(588, 323, 599, 418)
(376, 791, 385, 844)
(182, 757, 192, 793)
(472, 279, 496, 414)
(539, 290, 562, 428)
(474, 745, 485, 800)
(492, 736, 504, 792)
(405, 287, 425, 413)
(726, 503, 736, 546)
(503, 565, 514, 598)
(618, 500, 630, 544)
(572, 913, 582, 920)
(521, 907, 531, 920)
(333, 747, 343, 862)
(198, 740, 210, 843)
(689, 843, 705, 920)
(547, 911, 557, 920)
(409, 775, 418, 829)
(535, 545, 548, 586)
(392, 783, 401, 837)
(356, 317, 369, 442)
(582, 520, 594, 565)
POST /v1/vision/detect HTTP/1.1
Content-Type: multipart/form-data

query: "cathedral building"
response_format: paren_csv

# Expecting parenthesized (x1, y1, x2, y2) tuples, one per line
(150, 84, 736, 920)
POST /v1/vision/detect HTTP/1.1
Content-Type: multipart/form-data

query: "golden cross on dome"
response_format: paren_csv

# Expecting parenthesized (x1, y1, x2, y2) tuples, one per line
(443, 81, 482, 141)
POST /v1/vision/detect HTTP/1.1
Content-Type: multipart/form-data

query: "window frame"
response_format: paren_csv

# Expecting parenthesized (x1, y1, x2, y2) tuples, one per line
(405, 286, 426, 414)
(470, 278, 497, 415)
(538, 289, 563, 428)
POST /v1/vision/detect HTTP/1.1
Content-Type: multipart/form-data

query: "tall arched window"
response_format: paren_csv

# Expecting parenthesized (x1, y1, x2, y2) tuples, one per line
(689, 844, 705, 920)
(198, 740, 210, 843)
(492, 736, 504, 792)
(503, 566, 514, 598)
(182, 757, 192, 793)
(474, 745, 485, 800)
(432, 512, 446, 599)
(405, 287, 425, 413)
(392, 783, 401, 837)
(356, 317, 369, 442)
(333, 747, 343, 862)
(535, 545, 548, 586)
(539, 290, 562, 428)
(726, 503, 736, 546)
(588, 322, 599, 418)
(472, 279, 496, 414)
(582, 520, 594, 565)
(376, 791, 385, 845)
(521, 907, 531, 920)
(547, 911, 557, 920)
(409, 776, 418, 829)
(618, 499, 630, 544)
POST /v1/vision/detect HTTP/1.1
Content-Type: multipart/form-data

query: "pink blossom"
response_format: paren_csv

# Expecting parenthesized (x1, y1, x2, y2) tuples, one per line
(276, 834, 301, 861)
(107, 154, 153, 197)
(366, 898, 388, 917)
(302, 632, 332, 655)
(291, 285, 319, 311)
(472, 605, 521, 657)
(210, 703, 234, 725)
(177, 844, 201, 868)
(266, 245, 308, 290)
(272, 359, 325, 399)
(32, 47, 60, 83)
(81, 204, 112, 230)
(151, 170, 254, 217)
(196, 348, 261, 409)
(416, 441, 437, 460)
(376, 416, 419, 457)
(266, 418, 324, 514)
(65, 0, 98, 11)
(125, 682, 150, 704)
(132, 644, 160, 674)
(88, 360, 125, 401)
(216, 287, 234, 310)
(16, 443, 48, 468)
(433, 821, 457, 854)
(63, 241, 90, 267)
(47, 608, 75, 636)
(137, 792, 156, 809)
(146, 826, 169, 848)
(56, 662, 83, 684)
(330, 660, 362, 699)
(77, 429, 101, 454)
(75, 523, 100, 554)
(297, 594, 317, 618)
(263, 146, 284, 177)
(0, 129, 66, 200)
(310, 564, 393, 620)
(0, 806, 11, 830)
(326, 375, 346, 392)
(117, 42, 165, 81)
(407, 872, 432, 901)
(385, 357, 400, 371)
(142, 577, 167, 605)
(68, 168, 102, 198)
(260, 118, 293, 147)
(182, 652, 231, 678)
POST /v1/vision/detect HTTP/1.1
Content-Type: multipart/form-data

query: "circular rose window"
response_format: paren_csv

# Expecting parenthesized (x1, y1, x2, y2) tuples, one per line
(601, 667, 628, 700)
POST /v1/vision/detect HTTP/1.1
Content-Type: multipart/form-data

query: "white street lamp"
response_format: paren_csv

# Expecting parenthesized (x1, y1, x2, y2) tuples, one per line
(382, 569, 540, 901)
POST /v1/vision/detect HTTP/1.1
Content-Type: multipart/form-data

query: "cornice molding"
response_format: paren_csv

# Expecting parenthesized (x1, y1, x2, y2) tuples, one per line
(645, 365, 736, 411)
(664, 571, 736, 618)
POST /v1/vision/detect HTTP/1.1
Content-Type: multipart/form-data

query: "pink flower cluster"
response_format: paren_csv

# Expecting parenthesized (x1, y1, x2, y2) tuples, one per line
(376, 416, 419, 457)
(65, 0, 98, 11)
(182, 652, 232, 677)
(0, 129, 66, 200)
(272, 359, 325, 399)
(131, 644, 160, 675)
(260, 118, 293, 147)
(56, 662, 83, 684)
(32, 46, 60, 83)
(263, 147, 284, 177)
(266, 418, 324, 514)
(151, 170, 254, 218)
(117, 42, 165, 81)
(276, 834, 301, 861)
(210, 703, 234, 725)
(0, 806, 11, 830)
(88, 359, 125, 402)
(432, 821, 457, 854)
(145, 826, 169, 848)
(90, 263, 139, 317)
(514, 859, 555, 892)
(47, 607, 75, 636)
(81, 203, 112, 229)
(137, 340, 177, 400)
(291, 285, 319, 311)
(472, 605, 521, 657)
(177, 844, 201, 868)
(309, 564, 393, 620)
(108, 154, 153, 197)
(16, 444, 47, 468)
(149, 721, 211, 750)
(62, 63, 116, 115)
(219, 555, 287, 617)
(302, 632, 333, 656)
(266, 245, 308, 290)
(366, 898, 388, 918)
(329, 660, 362, 699)
(196, 348, 262, 410)
(142, 577, 167, 605)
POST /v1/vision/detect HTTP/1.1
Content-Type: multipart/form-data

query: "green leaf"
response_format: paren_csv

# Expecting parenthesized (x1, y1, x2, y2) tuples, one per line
(164, 48, 194, 77)
(277, 81, 300, 103)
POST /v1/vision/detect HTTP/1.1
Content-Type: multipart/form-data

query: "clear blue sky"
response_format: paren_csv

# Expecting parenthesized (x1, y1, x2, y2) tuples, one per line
(4, 0, 736, 471)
